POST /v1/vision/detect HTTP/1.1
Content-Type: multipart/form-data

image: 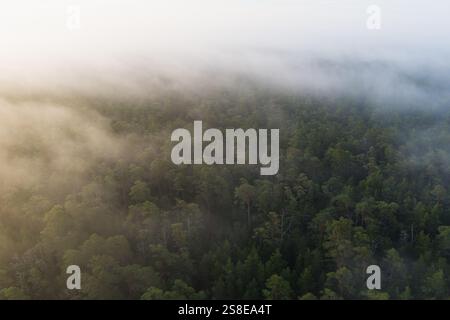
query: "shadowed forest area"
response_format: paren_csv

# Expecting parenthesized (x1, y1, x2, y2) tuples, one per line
(1, 80, 450, 300)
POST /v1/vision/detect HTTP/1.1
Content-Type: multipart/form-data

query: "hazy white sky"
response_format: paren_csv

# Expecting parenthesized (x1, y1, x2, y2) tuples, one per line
(0, 0, 449, 90)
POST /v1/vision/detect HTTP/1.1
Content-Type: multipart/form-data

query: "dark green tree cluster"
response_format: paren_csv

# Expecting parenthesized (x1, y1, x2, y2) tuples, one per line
(1, 84, 450, 299)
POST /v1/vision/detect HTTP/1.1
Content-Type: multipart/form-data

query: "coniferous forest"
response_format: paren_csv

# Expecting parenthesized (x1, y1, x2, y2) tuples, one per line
(1, 79, 450, 300)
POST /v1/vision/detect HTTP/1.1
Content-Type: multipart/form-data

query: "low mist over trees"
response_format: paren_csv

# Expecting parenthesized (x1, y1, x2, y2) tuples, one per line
(1, 82, 450, 299)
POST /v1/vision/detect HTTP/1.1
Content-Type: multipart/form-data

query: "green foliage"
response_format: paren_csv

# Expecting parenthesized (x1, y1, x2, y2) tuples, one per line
(1, 88, 450, 299)
(141, 280, 206, 300)
(263, 274, 293, 300)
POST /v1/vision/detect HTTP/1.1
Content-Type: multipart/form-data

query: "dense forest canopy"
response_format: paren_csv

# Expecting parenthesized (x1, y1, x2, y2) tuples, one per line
(1, 76, 450, 300)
